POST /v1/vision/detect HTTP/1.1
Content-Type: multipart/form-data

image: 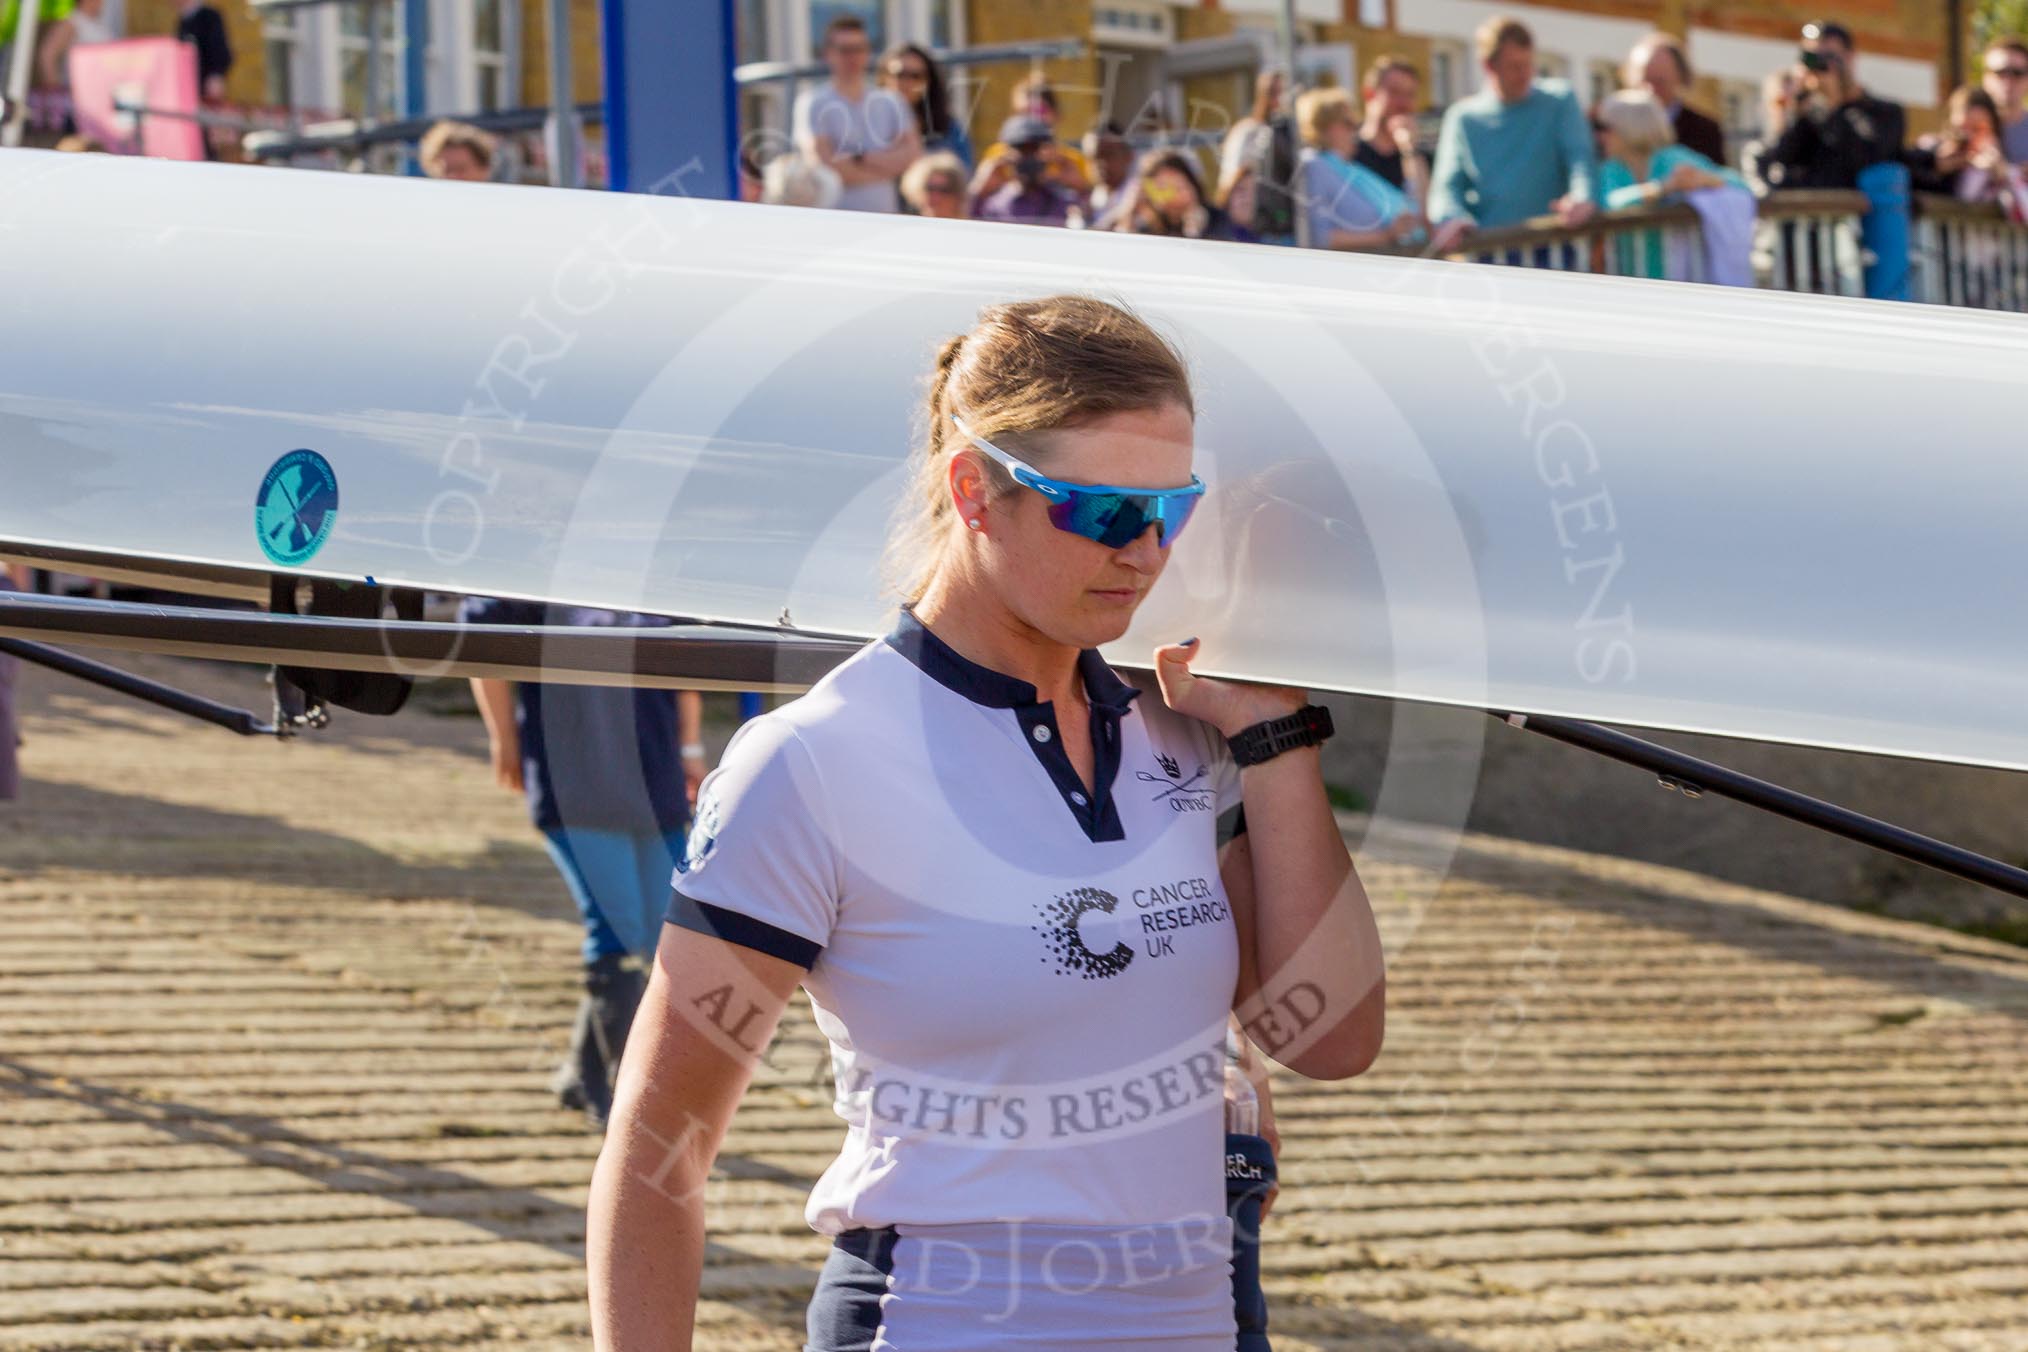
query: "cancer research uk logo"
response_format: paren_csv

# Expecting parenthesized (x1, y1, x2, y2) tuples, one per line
(1033, 879, 1230, 980)
(255, 449, 339, 567)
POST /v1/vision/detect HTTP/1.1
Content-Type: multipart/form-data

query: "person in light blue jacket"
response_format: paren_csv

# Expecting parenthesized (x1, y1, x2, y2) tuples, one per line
(1296, 87, 1475, 256)
(1594, 88, 1749, 278)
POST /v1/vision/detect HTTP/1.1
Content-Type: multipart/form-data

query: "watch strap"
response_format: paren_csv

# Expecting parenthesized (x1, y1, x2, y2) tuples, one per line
(1226, 705, 1334, 767)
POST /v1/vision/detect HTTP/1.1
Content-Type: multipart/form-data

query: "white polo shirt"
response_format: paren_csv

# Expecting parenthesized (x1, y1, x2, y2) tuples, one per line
(667, 606, 1249, 1242)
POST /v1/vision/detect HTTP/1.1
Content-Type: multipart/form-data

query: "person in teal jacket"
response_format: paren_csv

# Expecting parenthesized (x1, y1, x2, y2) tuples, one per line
(1429, 16, 1597, 231)
(1594, 88, 1749, 278)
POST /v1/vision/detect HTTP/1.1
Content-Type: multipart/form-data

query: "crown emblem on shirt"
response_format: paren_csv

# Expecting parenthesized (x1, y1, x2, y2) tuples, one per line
(1157, 752, 1181, 779)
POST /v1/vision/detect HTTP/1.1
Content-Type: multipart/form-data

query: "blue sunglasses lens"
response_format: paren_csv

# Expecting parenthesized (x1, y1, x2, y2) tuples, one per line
(1049, 488, 1200, 549)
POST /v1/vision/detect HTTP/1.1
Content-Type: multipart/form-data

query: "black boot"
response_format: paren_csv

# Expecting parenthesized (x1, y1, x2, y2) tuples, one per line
(551, 990, 602, 1116)
(583, 953, 649, 1128)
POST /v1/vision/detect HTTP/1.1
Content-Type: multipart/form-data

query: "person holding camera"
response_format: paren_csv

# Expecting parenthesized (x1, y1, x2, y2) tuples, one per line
(1911, 86, 2028, 224)
(972, 76, 1095, 202)
(970, 116, 1089, 227)
(1756, 20, 1905, 191)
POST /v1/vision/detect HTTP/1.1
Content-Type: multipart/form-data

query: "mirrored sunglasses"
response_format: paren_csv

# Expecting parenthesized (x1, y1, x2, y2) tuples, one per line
(950, 414, 1206, 550)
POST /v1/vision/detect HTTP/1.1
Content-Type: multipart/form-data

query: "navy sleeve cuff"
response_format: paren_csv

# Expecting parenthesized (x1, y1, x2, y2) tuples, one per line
(665, 884, 823, 970)
(1217, 803, 1247, 847)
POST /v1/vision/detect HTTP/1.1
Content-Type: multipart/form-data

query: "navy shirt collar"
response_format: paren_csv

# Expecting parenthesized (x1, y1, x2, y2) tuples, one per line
(886, 605, 1140, 715)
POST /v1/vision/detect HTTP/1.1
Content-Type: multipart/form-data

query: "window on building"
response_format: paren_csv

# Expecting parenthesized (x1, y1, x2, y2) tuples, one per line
(1296, 41, 1354, 94)
(338, 3, 403, 119)
(1095, 1, 1172, 135)
(262, 8, 299, 109)
(472, 0, 507, 112)
(925, 0, 957, 49)
(1093, 4, 1169, 46)
(808, 0, 884, 57)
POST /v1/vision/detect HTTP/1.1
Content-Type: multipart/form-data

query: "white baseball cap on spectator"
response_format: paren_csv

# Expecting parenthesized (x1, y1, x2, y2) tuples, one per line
(763, 155, 844, 209)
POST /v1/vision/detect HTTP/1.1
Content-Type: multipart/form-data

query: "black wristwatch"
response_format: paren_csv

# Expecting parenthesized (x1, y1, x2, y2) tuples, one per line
(1226, 705, 1334, 767)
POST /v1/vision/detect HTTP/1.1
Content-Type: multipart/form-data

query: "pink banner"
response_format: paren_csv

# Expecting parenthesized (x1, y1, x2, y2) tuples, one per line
(68, 37, 201, 160)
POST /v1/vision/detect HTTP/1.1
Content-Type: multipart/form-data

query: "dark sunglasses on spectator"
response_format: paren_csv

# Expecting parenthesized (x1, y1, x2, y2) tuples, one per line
(1991, 65, 2028, 79)
(888, 65, 929, 82)
(924, 179, 961, 196)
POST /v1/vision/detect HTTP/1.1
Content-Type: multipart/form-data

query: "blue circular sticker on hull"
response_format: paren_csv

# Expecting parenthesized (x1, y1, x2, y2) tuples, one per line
(256, 449, 339, 566)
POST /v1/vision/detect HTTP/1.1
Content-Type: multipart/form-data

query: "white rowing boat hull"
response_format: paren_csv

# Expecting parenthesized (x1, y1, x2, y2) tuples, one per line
(1, 151, 2023, 772)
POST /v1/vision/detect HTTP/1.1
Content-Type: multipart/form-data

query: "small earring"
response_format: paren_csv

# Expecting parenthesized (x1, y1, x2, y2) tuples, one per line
(967, 517, 982, 530)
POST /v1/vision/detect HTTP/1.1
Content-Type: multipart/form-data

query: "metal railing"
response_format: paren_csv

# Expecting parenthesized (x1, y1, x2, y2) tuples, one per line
(1407, 189, 1869, 293)
(241, 101, 604, 161)
(1436, 202, 1705, 278)
(1755, 190, 1869, 297)
(1912, 193, 2028, 311)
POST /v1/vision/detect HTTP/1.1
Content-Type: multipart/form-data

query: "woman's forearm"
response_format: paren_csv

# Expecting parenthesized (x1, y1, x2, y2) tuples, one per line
(591, 933, 799, 1349)
(1325, 225, 1400, 251)
(469, 677, 515, 742)
(1239, 746, 1385, 1079)
(587, 1132, 708, 1351)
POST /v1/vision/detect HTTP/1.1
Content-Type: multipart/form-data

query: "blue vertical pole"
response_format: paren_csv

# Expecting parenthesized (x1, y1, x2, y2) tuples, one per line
(402, 0, 429, 174)
(546, 0, 577, 187)
(600, 0, 746, 721)
(599, 0, 737, 198)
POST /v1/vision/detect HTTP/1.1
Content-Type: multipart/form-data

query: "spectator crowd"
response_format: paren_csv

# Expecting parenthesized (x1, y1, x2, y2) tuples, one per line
(740, 11, 2028, 291)
(13, 5, 2025, 283)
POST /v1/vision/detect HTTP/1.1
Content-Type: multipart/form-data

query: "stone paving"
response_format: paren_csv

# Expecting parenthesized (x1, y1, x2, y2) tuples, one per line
(2, 655, 2025, 1349)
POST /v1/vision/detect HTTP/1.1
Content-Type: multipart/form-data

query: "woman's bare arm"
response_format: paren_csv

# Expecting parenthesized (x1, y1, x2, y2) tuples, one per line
(1220, 766, 1385, 1082)
(587, 924, 803, 1350)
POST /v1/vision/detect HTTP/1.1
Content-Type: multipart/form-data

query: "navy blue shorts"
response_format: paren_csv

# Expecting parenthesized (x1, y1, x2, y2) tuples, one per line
(802, 1219, 1236, 1350)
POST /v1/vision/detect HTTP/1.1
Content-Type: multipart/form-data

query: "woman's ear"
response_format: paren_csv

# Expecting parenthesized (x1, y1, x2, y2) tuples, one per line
(946, 448, 991, 529)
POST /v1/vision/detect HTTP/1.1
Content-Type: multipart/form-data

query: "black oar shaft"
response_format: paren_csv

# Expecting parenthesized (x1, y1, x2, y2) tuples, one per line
(0, 638, 275, 737)
(1491, 709, 2028, 903)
